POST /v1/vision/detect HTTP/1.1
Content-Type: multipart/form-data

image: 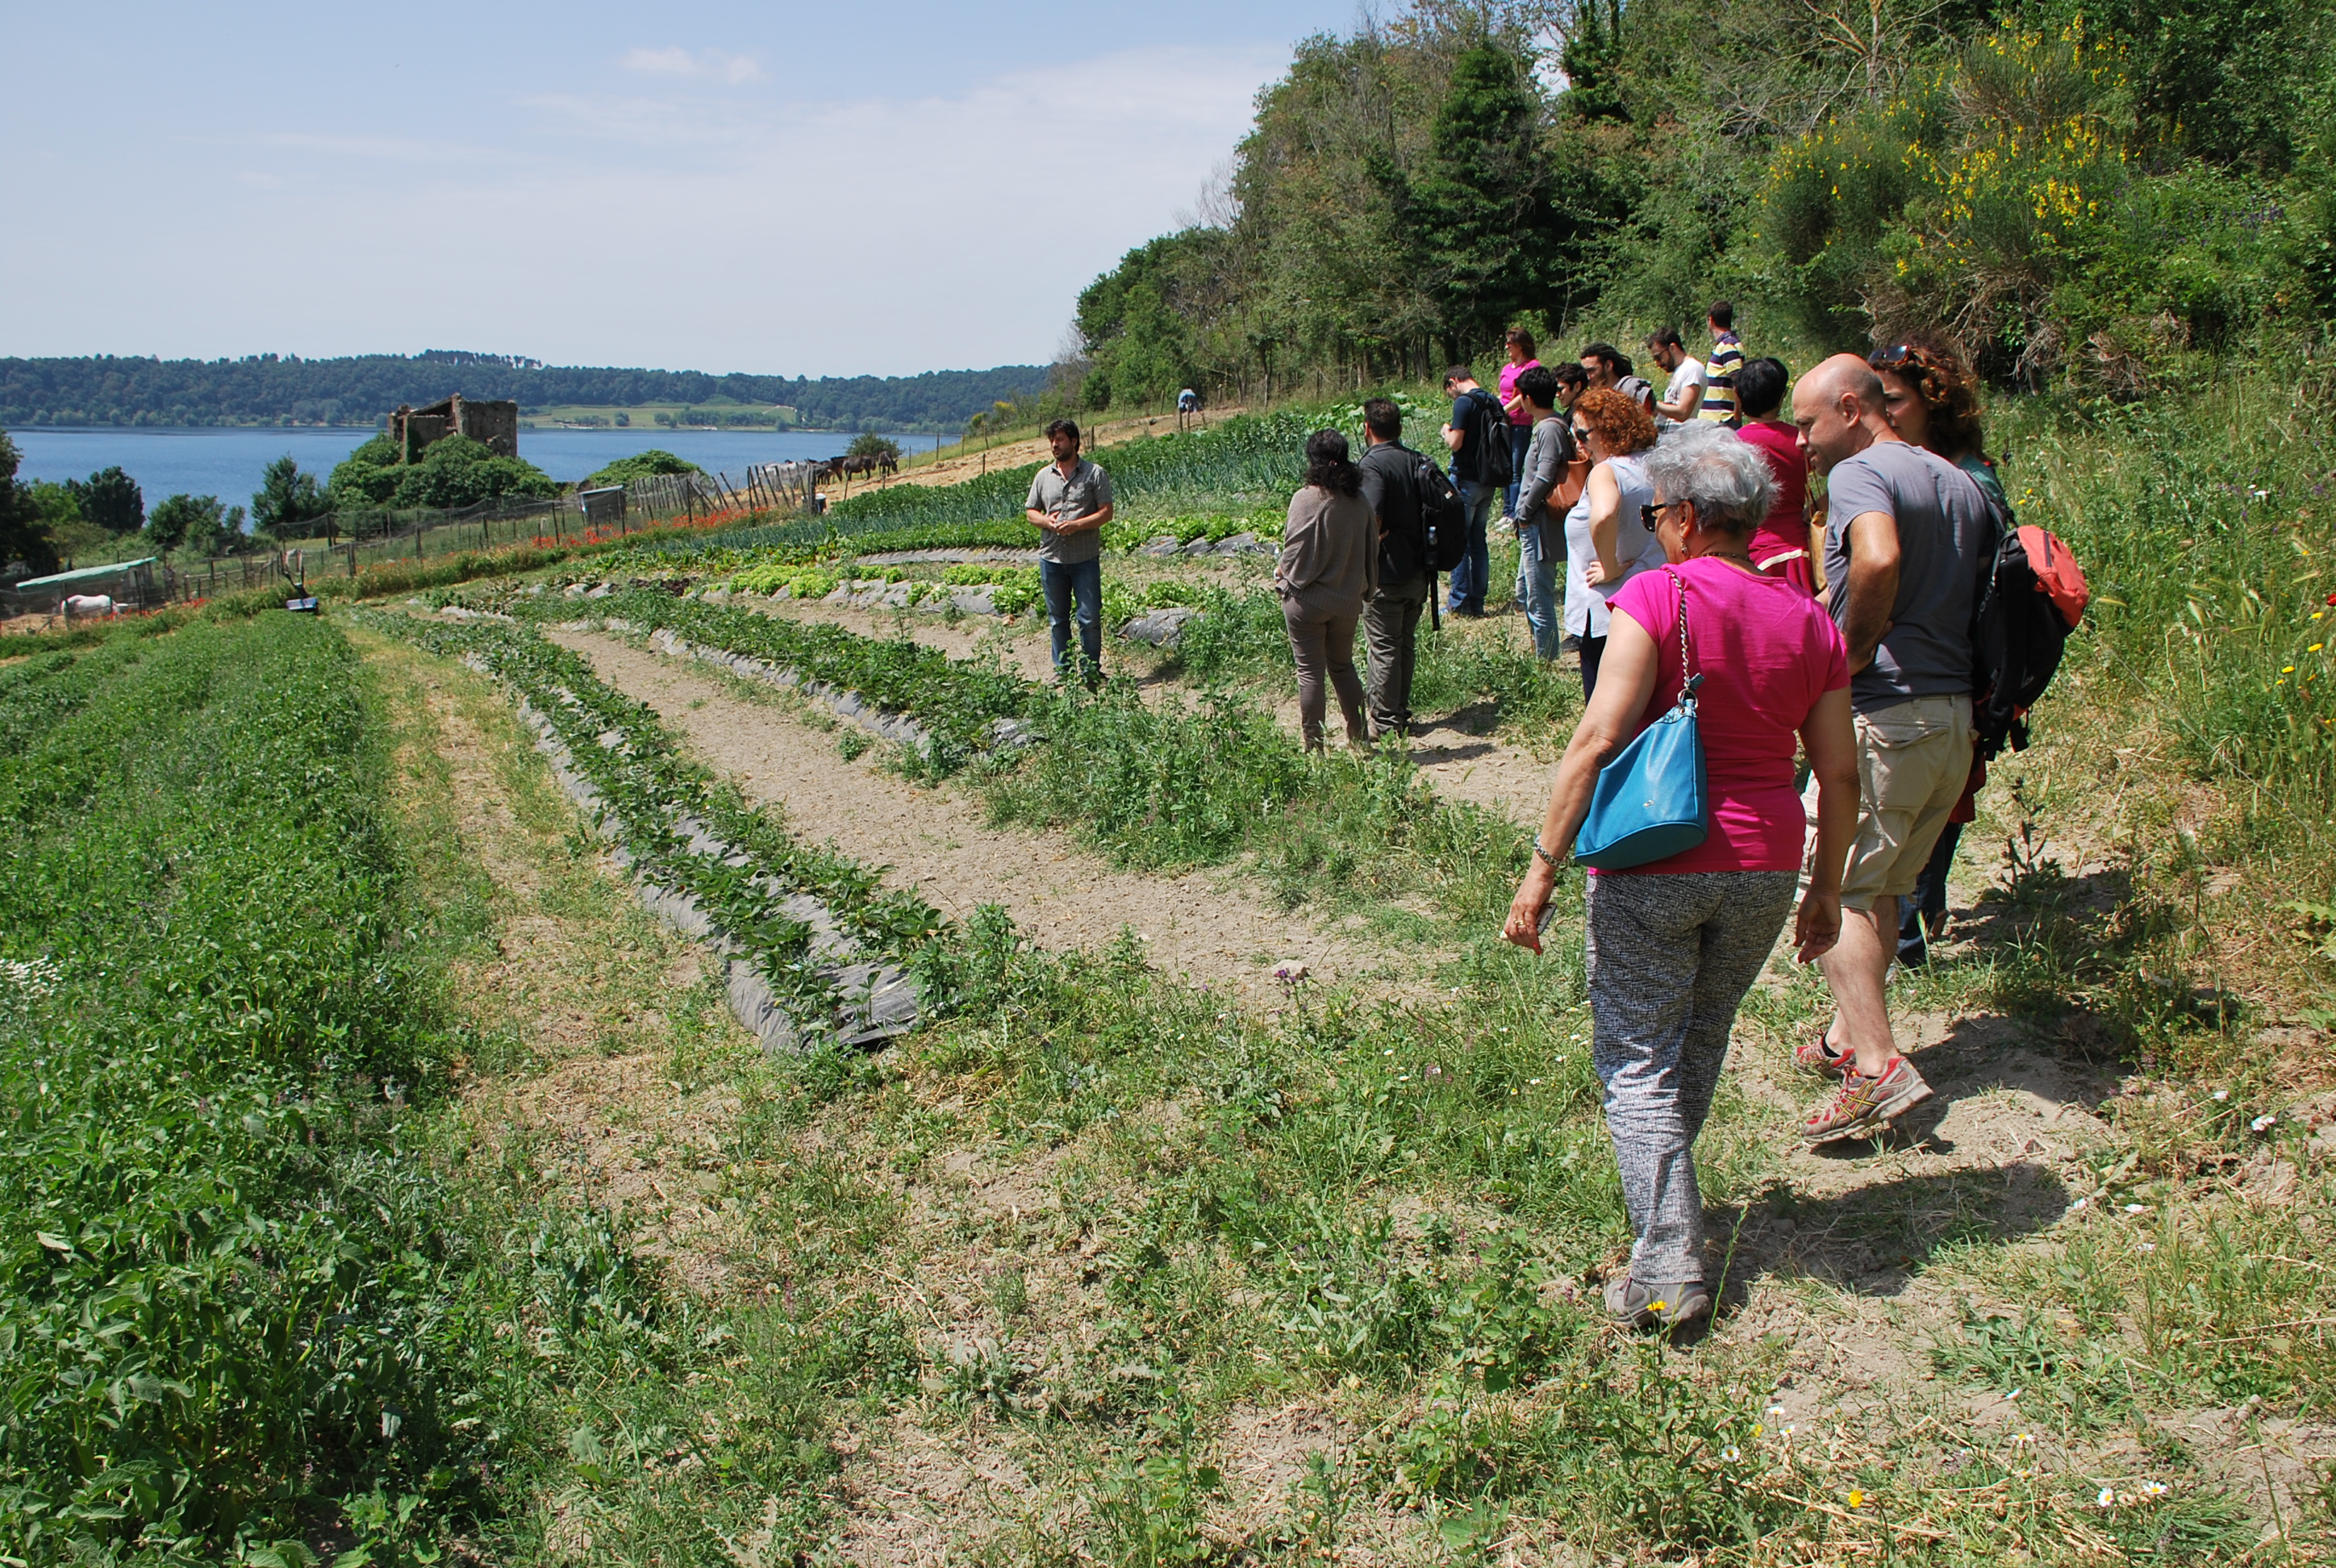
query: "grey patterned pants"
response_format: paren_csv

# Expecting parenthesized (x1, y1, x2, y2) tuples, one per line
(1586, 869, 1798, 1288)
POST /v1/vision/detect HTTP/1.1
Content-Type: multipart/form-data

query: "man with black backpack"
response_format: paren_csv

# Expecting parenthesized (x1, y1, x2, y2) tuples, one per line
(1437, 365, 1512, 618)
(1358, 398, 1430, 739)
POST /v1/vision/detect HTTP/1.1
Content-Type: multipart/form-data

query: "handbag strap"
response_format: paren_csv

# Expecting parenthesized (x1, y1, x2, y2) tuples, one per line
(1665, 567, 1703, 710)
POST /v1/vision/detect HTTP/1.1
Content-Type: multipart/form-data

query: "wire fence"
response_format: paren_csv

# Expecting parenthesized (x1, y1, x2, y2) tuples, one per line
(0, 461, 855, 625)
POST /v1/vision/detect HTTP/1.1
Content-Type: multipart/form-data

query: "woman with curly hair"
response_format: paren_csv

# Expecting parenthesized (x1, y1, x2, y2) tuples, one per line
(1563, 386, 1664, 698)
(1864, 333, 2000, 967)
(1275, 428, 1376, 749)
(1869, 335, 2004, 512)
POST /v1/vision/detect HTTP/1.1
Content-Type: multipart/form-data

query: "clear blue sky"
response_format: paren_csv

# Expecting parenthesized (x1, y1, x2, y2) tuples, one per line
(0, 1, 1362, 377)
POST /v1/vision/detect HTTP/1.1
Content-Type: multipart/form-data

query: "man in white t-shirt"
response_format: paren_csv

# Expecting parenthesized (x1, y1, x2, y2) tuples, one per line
(1647, 327, 1706, 429)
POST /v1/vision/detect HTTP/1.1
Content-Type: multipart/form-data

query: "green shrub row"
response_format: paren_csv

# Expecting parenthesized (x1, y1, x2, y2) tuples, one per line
(0, 618, 639, 1558)
(576, 591, 1033, 769)
(358, 610, 948, 1007)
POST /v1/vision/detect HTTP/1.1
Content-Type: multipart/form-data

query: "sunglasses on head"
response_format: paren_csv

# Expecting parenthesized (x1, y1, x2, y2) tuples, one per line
(1871, 343, 1917, 367)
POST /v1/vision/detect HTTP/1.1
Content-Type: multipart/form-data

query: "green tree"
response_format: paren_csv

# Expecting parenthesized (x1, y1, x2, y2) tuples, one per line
(67, 466, 144, 534)
(846, 433, 903, 463)
(144, 498, 240, 565)
(1407, 45, 1566, 357)
(0, 433, 60, 577)
(252, 456, 331, 536)
(582, 448, 702, 489)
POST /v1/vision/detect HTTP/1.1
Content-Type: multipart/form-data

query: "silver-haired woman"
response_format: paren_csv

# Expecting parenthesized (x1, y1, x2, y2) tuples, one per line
(1503, 423, 1861, 1331)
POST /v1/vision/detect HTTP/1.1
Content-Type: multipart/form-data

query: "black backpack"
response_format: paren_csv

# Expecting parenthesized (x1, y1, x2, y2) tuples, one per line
(1413, 455, 1471, 573)
(1460, 388, 1514, 488)
(1968, 494, 2089, 759)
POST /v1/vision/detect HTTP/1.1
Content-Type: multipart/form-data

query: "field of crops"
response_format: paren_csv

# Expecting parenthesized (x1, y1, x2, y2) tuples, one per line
(7, 375, 2336, 1562)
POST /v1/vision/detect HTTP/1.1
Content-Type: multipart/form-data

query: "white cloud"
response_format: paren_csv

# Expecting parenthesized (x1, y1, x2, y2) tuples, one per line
(619, 45, 763, 84)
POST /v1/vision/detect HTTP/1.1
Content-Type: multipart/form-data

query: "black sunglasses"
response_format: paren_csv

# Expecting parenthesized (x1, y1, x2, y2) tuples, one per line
(1570, 426, 1591, 441)
(1871, 342, 1916, 367)
(1641, 500, 1683, 528)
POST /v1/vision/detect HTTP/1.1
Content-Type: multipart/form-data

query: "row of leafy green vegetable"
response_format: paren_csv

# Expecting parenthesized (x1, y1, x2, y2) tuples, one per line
(357, 608, 950, 1009)
(0, 616, 671, 1562)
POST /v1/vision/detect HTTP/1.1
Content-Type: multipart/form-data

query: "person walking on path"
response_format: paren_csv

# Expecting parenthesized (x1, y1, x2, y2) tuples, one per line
(1024, 419, 1115, 686)
(1508, 365, 1580, 660)
(1789, 354, 1994, 1141)
(1357, 397, 1430, 740)
(1868, 334, 2005, 966)
(1733, 357, 1814, 592)
(1700, 302, 1745, 427)
(1497, 327, 1543, 518)
(1504, 422, 1859, 1330)
(1276, 429, 1377, 750)
(1649, 327, 1708, 430)
(1439, 365, 1509, 618)
(1563, 387, 1665, 698)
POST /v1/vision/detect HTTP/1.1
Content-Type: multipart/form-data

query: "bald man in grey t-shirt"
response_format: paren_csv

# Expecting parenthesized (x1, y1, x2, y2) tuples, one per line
(1788, 353, 1991, 1145)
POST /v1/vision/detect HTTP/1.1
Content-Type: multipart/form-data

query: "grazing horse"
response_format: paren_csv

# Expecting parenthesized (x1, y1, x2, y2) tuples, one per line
(878, 452, 900, 477)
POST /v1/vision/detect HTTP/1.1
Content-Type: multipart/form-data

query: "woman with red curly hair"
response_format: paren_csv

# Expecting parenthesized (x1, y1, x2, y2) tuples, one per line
(1561, 386, 1664, 698)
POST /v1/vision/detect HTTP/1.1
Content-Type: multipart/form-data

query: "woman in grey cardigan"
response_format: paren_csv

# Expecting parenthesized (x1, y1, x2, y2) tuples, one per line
(1276, 429, 1377, 749)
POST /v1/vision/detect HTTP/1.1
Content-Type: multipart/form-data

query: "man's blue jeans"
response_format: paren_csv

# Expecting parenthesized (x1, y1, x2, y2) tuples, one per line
(1516, 519, 1563, 659)
(1446, 480, 1499, 614)
(1041, 555, 1103, 682)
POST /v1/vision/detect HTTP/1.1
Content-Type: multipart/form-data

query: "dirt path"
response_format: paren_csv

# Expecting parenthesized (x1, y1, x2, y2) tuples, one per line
(365, 632, 757, 1295)
(548, 626, 1397, 1005)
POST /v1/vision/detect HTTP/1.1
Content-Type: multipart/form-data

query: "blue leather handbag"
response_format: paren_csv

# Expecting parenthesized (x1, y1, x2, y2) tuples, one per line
(1573, 569, 1708, 869)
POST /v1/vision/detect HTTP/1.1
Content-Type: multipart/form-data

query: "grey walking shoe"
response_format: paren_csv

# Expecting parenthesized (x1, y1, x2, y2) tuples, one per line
(1604, 1274, 1712, 1331)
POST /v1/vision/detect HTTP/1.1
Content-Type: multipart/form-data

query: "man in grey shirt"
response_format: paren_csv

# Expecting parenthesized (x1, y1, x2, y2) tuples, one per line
(1506, 363, 1584, 659)
(1790, 352, 1992, 1144)
(1024, 418, 1114, 684)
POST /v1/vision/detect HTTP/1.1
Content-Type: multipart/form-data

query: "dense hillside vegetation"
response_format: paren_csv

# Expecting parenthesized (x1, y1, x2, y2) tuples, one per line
(0, 352, 1053, 433)
(1074, 0, 2336, 404)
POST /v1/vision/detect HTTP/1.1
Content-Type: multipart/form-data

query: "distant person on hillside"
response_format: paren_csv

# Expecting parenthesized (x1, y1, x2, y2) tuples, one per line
(1789, 354, 1992, 1144)
(1024, 418, 1115, 686)
(1563, 387, 1663, 698)
(1357, 397, 1430, 740)
(1868, 334, 2003, 969)
(1276, 430, 1376, 750)
(1438, 365, 1510, 618)
(1496, 327, 1543, 518)
(1583, 343, 1656, 418)
(1508, 364, 1583, 661)
(1733, 357, 1813, 592)
(1701, 302, 1745, 427)
(1648, 327, 1707, 429)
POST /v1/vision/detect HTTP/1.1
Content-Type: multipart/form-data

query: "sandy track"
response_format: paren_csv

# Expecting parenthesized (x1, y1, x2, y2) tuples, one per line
(549, 627, 1392, 1005)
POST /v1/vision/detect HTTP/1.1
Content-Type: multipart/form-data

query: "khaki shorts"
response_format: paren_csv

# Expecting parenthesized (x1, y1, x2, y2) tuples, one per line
(1804, 694, 1973, 910)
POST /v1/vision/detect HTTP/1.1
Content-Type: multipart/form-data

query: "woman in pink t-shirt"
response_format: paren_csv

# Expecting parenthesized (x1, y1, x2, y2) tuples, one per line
(1500, 423, 1859, 1333)
(1497, 327, 1542, 517)
(1730, 356, 1814, 592)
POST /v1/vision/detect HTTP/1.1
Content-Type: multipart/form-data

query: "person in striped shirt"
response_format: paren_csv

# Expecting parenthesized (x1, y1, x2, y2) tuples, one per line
(1700, 300, 1744, 427)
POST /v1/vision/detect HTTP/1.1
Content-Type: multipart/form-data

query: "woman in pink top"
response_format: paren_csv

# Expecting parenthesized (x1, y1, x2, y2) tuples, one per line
(1497, 327, 1541, 517)
(1730, 357, 1814, 592)
(1501, 423, 1859, 1332)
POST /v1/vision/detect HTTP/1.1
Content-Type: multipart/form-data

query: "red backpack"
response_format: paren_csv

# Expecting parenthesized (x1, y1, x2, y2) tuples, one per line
(1971, 509, 2089, 759)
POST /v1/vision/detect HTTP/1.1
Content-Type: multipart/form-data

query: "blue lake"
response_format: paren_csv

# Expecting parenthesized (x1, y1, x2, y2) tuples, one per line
(7, 427, 953, 508)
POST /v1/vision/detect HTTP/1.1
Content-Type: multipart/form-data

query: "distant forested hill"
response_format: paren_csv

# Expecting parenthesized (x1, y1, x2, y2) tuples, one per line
(0, 352, 1054, 432)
